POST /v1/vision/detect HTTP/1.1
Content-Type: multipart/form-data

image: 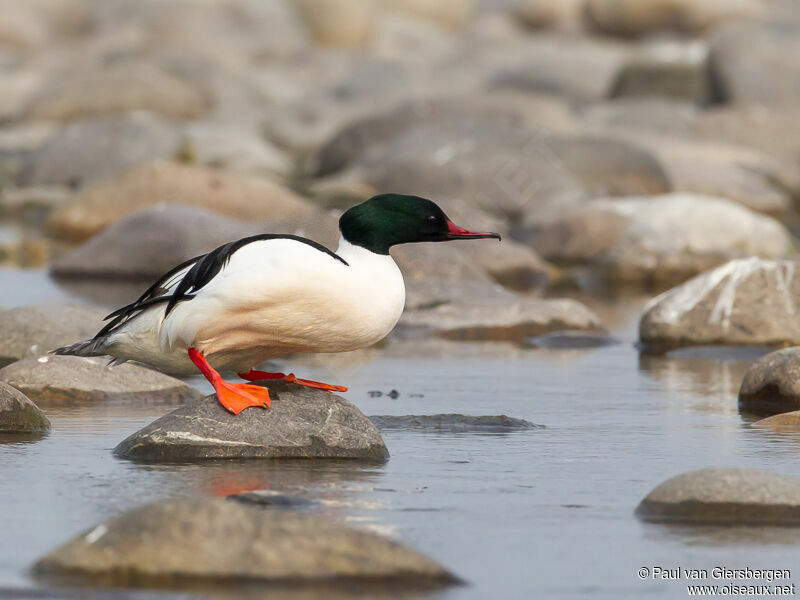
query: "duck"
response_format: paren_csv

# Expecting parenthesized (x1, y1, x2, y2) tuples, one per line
(55, 194, 500, 415)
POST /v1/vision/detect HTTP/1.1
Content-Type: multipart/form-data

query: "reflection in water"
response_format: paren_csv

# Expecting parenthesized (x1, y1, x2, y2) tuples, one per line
(642, 522, 800, 547)
(0, 431, 48, 445)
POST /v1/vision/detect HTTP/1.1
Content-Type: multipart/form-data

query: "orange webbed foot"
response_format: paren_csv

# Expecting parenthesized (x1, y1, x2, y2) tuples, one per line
(214, 380, 271, 415)
(239, 369, 347, 393)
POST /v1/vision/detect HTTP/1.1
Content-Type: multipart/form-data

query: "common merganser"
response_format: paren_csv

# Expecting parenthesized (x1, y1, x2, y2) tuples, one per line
(55, 194, 500, 415)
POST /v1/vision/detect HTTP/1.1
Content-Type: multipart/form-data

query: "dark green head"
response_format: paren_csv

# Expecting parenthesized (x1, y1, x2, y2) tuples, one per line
(339, 194, 501, 254)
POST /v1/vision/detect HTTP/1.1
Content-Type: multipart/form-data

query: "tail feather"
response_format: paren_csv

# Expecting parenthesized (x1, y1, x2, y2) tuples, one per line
(52, 337, 109, 358)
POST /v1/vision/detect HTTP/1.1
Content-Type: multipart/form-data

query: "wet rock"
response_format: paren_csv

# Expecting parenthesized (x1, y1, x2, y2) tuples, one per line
(51, 204, 260, 280)
(611, 40, 711, 104)
(710, 19, 800, 108)
(16, 113, 181, 189)
(586, 0, 760, 37)
(34, 497, 456, 585)
(635, 468, 800, 525)
(0, 381, 50, 432)
(369, 414, 541, 432)
(513, 0, 585, 31)
(0, 304, 106, 367)
(0, 356, 203, 406)
(227, 491, 319, 509)
(639, 258, 800, 348)
(527, 330, 621, 349)
(738, 348, 800, 417)
(46, 160, 314, 243)
(294, 0, 375, 46)
(532, 195, 793, 283)
(401, 293, 604, 341)
(114, 383, 389, 460)
(25, 61, 209, 121)
(752, 411, 800, 432)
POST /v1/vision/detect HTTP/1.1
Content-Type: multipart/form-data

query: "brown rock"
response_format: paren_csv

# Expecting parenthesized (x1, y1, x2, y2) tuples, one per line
(0, 381, 50, 432)
(739, 348, 800, 416)
(752, 411, 800, 432)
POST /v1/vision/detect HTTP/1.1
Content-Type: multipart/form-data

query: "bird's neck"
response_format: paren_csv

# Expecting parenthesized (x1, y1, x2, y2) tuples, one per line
(335, 236, 398, 269)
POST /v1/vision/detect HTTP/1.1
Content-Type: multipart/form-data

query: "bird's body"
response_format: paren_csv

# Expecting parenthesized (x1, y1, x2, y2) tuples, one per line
(56, 194, 499, 414)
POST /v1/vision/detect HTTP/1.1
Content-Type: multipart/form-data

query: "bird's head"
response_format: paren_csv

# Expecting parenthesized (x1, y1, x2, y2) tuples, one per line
(339, 193, 501, 254)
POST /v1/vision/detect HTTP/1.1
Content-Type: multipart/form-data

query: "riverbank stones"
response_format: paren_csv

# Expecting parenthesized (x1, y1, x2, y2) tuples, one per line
(33, 497, 457, 587)
(0, 381, 49, 432)
(738, 348, 800, 416)
(0, 356, 202, 406)
(114, 383, 389, 460)
(636, 468, 800, 525)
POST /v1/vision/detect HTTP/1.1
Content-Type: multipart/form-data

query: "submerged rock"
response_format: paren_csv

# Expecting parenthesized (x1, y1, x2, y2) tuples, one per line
(635, 468, 800, 525)
(227, 491, 319, 509)
(0, 356, 202, 406)
(114, 383, 388, 461)
(34, 497, 456, 586)
(46, 160, 314, 243)
(738, 348, 800, 416)
(752, 411, 800, 432)
(639, 259, 800, 348)
(369, 414, 541, 433)
(0, 304, 106, 367)
(0, 381, 49, 432)
(527, 330, 621, 349)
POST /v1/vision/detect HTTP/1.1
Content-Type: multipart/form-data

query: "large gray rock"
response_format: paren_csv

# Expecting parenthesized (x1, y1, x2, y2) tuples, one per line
(0, 304, 106, 367)
(532, 194, 793, 283)
(738, 348, 800, 416)
(46, 160, 314, 243)
(635, 468, 800, 525)
(710, 19, 800, 108)
(0, 356, 203, 406)
(16, 113, 181, 188)
(114, 383, 389, 460)
(51, 204, 260, 280)
(34, 497, 456, 586)
(0, 381, 50, 432)
(639, 259, 800, 348)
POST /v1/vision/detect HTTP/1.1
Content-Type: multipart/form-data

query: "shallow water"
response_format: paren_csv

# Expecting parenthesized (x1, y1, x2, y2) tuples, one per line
(2, 268, 800, 599)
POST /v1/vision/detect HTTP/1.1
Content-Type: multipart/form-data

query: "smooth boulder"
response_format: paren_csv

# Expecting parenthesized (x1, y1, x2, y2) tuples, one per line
(636, 468, 800, 525)
(639, 259, 800, 348)
(0, 356, 203, 406)
(114, 383, 389, 460)
(0, 304, 106, 367)
(0, 381, 50, 432)
(738, 348, 800, 416)
(752, 411, 800, 432)
(34, 497, 456, 586)
(532, 195, 793, 283)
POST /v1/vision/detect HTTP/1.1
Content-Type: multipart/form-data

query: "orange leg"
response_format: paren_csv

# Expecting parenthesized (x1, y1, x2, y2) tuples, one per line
(239, 369, 348, 393)
(188, 348, 270, 415)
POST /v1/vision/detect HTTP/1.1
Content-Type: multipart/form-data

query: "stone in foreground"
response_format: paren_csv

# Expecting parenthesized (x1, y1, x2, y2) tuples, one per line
(639, 259, 800, 348)
(34, 498, 456, 587)
(114, 383, 389, 460)
(0, 356, 202, 406)
(0, 305, 106, 367)
(0, 382, 50, 432)
(369, 414, 542, 433)
(636, 468, 800, 525)
(738, 348, 800, 417)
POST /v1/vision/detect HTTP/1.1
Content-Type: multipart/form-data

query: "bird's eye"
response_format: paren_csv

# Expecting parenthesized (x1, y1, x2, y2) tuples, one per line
(428, 215, 438, 225)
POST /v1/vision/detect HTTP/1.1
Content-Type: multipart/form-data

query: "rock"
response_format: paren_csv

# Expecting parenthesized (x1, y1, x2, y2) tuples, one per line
(635, 468, 800, 525)
(383, 0, 474, 29)
(738, 348, 800, 416)
(639, 258, 800, 348)
(526, 330, 621, 349)
(709, 19, 800, 108)
(611, 40, 711, 104)
(0, 186, 70, 226)
(0, 356, 203, 406)
(403, 277, 508, 311)
(294, 0, 375, 46)
(33, 497, 456, 585)
(51, 204, 261, 280)
(532, 195, 793, 283)
(401, 293, 604, 341)
(586, 0, 760, 37)
(0, 381, 50, 432)
(16, 113, 181, 188)
(369, 414, 541, 432)
(114, 383, 388, 460)
(25, 61, 209, 121)
(512, 0, 585, 31)
(178, 123, 290, 179)
(227, 491, 318, 509)
(752, 411, 800, 432)
(0, 304, 106, 367)
(46, 161, 314, 243)
(455, 237, 553, 289)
